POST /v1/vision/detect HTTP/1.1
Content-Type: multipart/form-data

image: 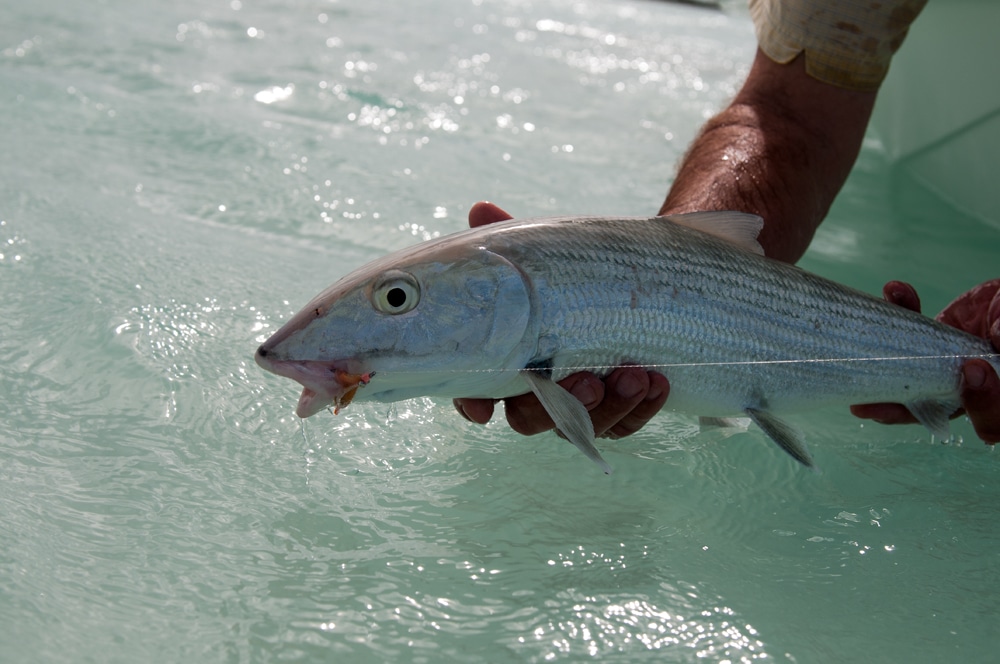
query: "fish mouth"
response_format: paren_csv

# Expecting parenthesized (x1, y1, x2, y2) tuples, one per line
(255, 346, 372, 418)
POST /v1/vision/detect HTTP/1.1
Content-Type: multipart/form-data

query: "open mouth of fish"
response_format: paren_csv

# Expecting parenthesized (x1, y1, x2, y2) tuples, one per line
(254, 348, 372, 418)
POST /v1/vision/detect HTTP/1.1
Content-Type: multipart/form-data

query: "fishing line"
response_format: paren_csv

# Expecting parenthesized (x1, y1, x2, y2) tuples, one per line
(366, 353, 1000, 375)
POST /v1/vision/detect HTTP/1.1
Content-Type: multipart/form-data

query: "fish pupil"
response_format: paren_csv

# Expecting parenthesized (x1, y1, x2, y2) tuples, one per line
(386, 287, 407, 309)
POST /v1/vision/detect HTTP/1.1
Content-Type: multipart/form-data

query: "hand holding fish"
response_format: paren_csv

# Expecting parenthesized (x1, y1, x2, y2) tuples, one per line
(256, 12, 999, 471)
(455, 362, 670, 440)
(851, 279, 1000, 443)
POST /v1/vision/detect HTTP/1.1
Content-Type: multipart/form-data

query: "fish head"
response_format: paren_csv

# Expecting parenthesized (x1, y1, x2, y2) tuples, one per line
(255, 238, 536, 417)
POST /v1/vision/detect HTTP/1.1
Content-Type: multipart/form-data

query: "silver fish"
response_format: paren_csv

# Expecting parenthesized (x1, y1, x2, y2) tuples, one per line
(255, 212, 999, 473)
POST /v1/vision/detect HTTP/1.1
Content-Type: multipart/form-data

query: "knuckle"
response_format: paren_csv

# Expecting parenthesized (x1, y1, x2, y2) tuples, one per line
(504, 404, 547, 436)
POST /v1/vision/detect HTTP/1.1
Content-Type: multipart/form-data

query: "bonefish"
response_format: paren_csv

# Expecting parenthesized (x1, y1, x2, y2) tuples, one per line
(256, 212, 999, 473)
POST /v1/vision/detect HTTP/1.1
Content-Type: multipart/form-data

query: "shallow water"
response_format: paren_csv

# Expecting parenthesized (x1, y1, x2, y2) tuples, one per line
(2, 0, 999, 662)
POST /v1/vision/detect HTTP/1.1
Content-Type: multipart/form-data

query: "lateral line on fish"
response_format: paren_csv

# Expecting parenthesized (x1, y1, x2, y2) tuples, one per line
(373, 353, 1000, 374)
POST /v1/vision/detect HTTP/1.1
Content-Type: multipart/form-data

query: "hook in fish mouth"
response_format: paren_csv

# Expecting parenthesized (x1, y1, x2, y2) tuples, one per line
(255, 347, 373, 417)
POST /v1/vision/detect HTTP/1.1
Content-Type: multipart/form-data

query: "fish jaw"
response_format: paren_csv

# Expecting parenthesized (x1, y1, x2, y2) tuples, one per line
(254, 348, 372, 417)
(255, 240, 538, 409)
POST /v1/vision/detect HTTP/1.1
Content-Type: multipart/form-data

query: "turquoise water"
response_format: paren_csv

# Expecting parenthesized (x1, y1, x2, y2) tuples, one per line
(2, 0, 999, 662)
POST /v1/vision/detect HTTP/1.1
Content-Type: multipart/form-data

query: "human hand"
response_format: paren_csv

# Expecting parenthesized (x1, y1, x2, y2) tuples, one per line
(453, 202, 671, 439)
(850, 279, 1000, 443)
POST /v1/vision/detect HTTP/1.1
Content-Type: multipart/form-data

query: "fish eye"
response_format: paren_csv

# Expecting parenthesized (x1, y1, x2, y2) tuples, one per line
(372, 271, 420, 315)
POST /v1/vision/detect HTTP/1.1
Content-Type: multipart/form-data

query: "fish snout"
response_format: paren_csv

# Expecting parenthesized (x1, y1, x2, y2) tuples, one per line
(254, 342, 321, 371)
(255, 343, 277, 371)
(255, 343, 299, 379)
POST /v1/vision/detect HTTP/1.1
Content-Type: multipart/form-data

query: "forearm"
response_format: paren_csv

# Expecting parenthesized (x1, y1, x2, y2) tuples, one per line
(659, 50, 877, 263)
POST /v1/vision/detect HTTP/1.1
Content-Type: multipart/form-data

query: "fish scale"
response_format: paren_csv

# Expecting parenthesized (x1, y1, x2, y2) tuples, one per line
(257, 212, 999, 472)
(500, 218, 973, 402)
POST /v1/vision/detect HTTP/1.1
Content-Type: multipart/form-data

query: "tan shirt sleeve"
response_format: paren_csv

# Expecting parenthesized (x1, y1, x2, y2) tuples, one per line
(748, 0, 928, 91)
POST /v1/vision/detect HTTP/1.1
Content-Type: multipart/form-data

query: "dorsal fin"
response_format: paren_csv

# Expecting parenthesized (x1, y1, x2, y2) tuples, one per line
(663, 211, 765, 256)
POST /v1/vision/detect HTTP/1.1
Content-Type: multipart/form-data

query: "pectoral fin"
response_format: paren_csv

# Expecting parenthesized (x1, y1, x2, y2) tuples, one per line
(745, 407, 815, 469)
(906, 398, 959, 441)
(520, 370, 613, 475)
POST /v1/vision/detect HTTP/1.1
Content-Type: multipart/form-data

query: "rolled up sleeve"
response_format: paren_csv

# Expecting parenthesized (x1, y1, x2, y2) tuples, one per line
(748, 0, 928, 91)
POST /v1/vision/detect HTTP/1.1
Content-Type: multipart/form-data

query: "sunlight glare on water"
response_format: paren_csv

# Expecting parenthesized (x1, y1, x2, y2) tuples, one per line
(1, 0, 999, 662)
